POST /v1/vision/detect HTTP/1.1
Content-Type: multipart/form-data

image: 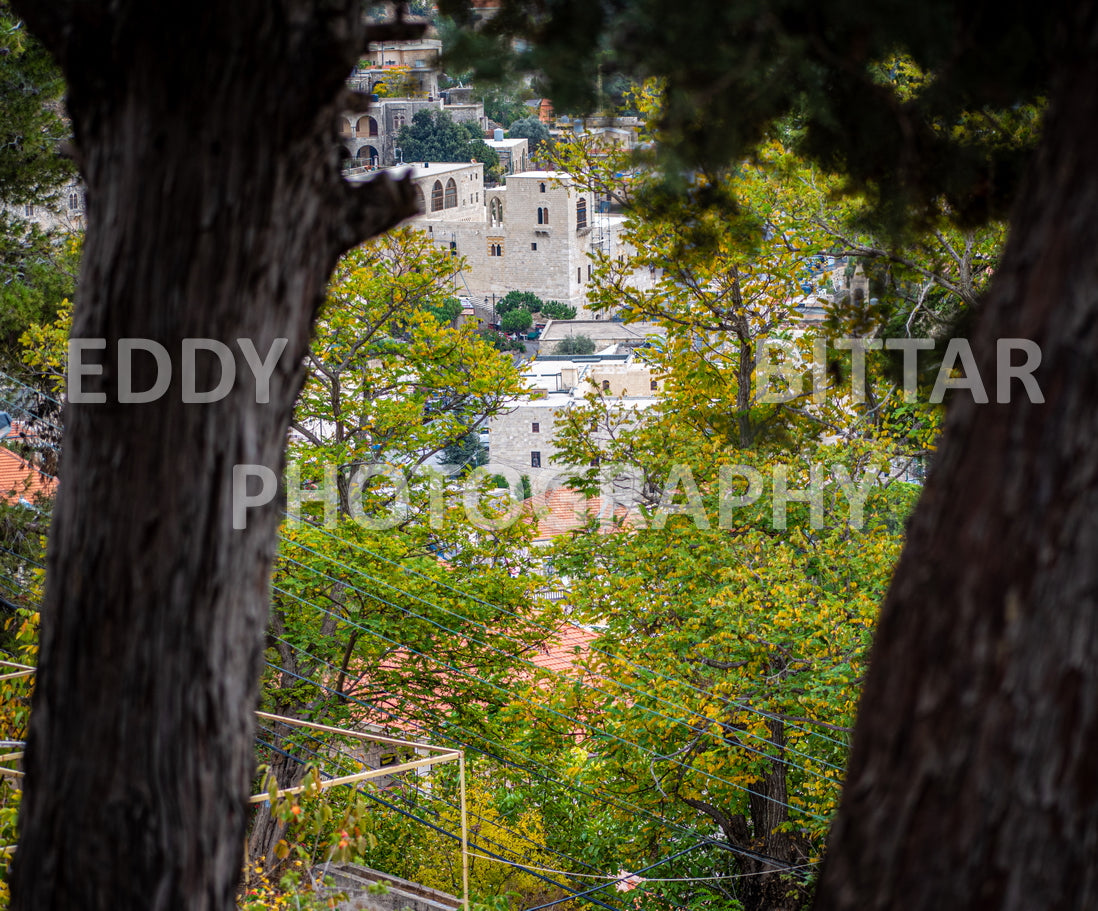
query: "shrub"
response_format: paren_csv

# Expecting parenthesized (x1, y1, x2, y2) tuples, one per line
(555, 335, 596, 355)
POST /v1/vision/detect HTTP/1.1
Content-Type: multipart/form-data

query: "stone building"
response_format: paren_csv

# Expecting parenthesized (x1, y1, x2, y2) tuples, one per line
(484, 350, 659, 490)
(409, 169, 650, 311)
(6, 177, 86, 234)
(339, 43, 488, 168)
(483, 136, 530, 176)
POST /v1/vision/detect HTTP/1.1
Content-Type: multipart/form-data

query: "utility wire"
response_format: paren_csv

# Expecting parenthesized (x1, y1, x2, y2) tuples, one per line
(269, 579, 830, 823)
(255, 736, 633, 911)
(259, 640, 822, 871)
(275, 534, 844, 784)
(282, 510, 851, 749)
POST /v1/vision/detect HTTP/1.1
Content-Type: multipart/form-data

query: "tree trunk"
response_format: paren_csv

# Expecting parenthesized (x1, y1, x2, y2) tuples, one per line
(682, 720, 810, 911)
(815, 9, 1098, 909)
(8, 3, 419, 909)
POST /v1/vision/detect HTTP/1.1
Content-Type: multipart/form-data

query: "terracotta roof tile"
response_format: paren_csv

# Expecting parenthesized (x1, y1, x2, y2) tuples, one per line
(0, 447, 56, 503)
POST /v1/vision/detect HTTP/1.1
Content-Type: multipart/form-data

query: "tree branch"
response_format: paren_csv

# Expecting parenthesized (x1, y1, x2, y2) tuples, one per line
(333, 170, 421, 254)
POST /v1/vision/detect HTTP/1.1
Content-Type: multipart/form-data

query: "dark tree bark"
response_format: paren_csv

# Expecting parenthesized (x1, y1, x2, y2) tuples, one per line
(8, 2, 420, 908)
(814, 7, 1098, 910)
(674, 721, 810, 911)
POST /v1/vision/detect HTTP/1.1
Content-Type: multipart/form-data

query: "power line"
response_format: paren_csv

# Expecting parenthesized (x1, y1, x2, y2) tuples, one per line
(276, 532, 845, 783)
(282, 510, 851, 749)
(266, 581, 830, 827)
(254, 736, 634, 911)
(258, 646, 806, 872)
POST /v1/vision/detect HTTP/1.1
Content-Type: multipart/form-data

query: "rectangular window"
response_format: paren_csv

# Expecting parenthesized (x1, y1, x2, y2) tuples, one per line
(531, 242, 537, 251)
(531, 451, 542, 468)
(24, 204, 33, 217)
(532, 423, 540, 433)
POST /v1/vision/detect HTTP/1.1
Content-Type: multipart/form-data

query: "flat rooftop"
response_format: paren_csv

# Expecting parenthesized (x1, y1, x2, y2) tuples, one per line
(540, 320, 666, 343)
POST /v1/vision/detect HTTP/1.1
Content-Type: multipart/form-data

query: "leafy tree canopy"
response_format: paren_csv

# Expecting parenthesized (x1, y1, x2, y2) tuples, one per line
(499, 308, 533, 333)
(506, 116, 551, 153)
(554, 335, 595, 355)
(440, 0, 1049, 234)
(398, 109, 500, 172)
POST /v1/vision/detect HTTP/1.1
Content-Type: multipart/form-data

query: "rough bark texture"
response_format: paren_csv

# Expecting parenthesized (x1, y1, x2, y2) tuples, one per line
(682, 719, 811, 911)
(815, 8, 1098, 910)
(8, 2, 419, 908)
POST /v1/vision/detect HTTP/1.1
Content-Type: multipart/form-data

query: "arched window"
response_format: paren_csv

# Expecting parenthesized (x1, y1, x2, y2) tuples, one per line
(339, 118, 353, 137)
(431, 180, 444, 211)
(393, 112, 406, 131)
(489, 197, 503, 227)
(539, 182, 546, 193)
(416, 186, 427, 213)
(356, 115, 376, 136)
(576, 198, 587, 229)
(444, 178, 457, 208)
(537, 206, 549, 225)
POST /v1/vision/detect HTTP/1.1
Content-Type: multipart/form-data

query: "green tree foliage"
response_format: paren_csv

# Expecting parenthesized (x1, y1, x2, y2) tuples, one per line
(474, 83, 531, 127)
(496, 291, 575, 321)
(495, 290, 541, 315)
(441, 0, 1045, 232)
(291, 228, 520, 474)
(506, 116, 550, 154)
(476, 327, 525, 353)
(0, 2, 78, 375)
(0, 4, 72, 207)
(439, 430, 488, 473)
(554, 335, 595, 355)
(254, 226, 557, 871)
(397, 110, 500, 173)
(537, 301, 575, 320)
(499, 309, 532, 333)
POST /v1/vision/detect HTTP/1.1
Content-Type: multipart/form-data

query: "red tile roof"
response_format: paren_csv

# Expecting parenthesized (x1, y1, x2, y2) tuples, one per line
(525, 486, 634, 542)
(526, 623, 598, 676)
(0, 447, 56, 503)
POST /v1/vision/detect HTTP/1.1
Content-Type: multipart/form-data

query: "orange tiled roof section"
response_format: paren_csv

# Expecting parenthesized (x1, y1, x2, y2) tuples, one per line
(0, 447, 56, 503)
(525, 486, 633, 542)
(527, 622, 598, 677)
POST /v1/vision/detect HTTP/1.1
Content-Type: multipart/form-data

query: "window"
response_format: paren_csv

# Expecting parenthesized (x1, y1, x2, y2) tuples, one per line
(69, 193, 80, 211)
(602, 380, 611, 392)
(532, 423, 540, 433)
(23, 204, 33, 217)
(393, 112, 406, 130)
(650, 379, 659, 391)
(576, 198, 587, 229)
(537, 207, 549, 225)
(539, 182, 546, 193)
(588, 264, 592, 280)
(489, 197, 503, 227)
(431, 180, 444, 212)
(449, 240, 458, 256)
(531, 451, 542, 468)
(444, 178, 457, 208)
(488, 243, 502, 256)
(578, 267, 582, 282)
(531, 242, 537, 251)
